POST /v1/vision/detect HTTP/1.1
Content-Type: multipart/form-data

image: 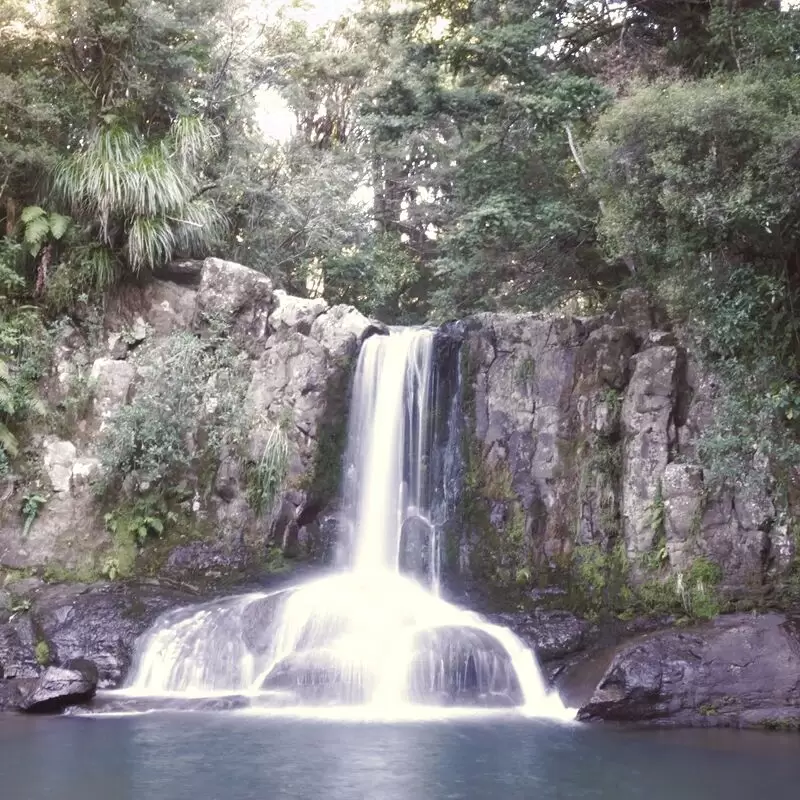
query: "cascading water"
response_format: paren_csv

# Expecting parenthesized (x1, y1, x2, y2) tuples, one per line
(121, 329, 569, 719)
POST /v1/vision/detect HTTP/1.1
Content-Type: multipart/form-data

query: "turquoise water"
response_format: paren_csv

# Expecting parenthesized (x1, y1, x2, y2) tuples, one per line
(1, 713, 798, 799)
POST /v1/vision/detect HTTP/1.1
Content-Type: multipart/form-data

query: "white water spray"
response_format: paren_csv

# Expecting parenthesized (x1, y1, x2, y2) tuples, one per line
(123, 329, 569, 719)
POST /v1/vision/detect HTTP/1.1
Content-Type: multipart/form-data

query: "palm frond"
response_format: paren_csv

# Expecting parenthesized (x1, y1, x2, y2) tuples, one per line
(171, 198, 227, 253)
(170, 116, 218, 170)
(127, 216, 176, 272)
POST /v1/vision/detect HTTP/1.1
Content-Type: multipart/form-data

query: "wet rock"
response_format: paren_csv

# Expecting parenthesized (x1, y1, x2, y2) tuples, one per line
(408, 626, 522, 707)
(578, 613, 800, 727)
(0, 617, 40, 679)
(241, 592, 291, 654)
(18, 661, 98, 713)
(31, 583, 193, 687)
(491, 610, 591, 662)
(399, 515, 433, 584)
(0, 679, 22, 711)
(165, 541, 250, 577)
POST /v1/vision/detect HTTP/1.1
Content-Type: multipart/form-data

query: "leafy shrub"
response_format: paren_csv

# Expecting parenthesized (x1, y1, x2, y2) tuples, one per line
(0, 307, 52, 462)
(98, 329, 250, 491)
(588, 74, 800, 489)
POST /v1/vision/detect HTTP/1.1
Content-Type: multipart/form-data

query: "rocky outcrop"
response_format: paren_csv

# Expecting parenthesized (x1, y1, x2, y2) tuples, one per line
(29, 583, 193, 686)
(0, 257, 381, 581)
(0, 580, 194, 710)
(578, 614, 800, 729)
(18, 660, 98, 713)
(454, 290, 793, 608)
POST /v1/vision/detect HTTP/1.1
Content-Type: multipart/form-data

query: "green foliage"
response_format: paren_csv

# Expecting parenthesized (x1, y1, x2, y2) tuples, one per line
(35, 640, 51, 667)
(18, 206, 71, 257)
(323, 235, 428, 323)
(246, 426, 290, 518)
(102, 494, 179, 579)
(588, 71, 800, 488)
(0, 307, 51, 462)
(570, 542, 723, 621)
(105, 497, 176, 549)
(98, 329, 249, 491)
(56, 118, 224, 274)
(21, 493, 48, 538)
(572, 541, 632, 616)
(264, 545, 288, 574)
(102, 557, 121, 582)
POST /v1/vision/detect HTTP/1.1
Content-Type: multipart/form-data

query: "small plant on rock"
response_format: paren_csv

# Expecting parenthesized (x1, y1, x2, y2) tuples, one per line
(246, 425, 290, 518)
(21, 492, 48, 537)
(35, 640, 51, 666)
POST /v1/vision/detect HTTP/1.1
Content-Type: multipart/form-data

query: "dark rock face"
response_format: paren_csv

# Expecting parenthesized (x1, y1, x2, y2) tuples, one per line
(31, 582, 193, 687)
(452, 291, 791, 610)
(166, 541, 251, 578)
(18, 661, 98, 713)
(491, 610, 591, 663)
(0, 616, 40, 680)
(578, 614, 800, 728)
(399, 515, 433, 585)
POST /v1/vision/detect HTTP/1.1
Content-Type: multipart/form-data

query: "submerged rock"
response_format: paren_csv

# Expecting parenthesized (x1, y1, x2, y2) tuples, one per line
(578, 613, 800, 728)
(18, 660, 98, 713)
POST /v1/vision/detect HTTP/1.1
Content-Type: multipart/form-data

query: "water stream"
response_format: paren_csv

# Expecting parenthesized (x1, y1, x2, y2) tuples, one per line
(119, 329, 567, 719)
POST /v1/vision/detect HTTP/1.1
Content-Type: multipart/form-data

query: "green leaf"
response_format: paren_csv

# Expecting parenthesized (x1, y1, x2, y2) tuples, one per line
(23, 216, 50, 256)
(148, 517, 164, 535)
(47, 212, 71, 241)
(20, 206, 46, 224)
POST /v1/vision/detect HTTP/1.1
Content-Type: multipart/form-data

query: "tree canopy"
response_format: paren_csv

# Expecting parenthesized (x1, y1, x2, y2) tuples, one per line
(2, 0, 799, 482)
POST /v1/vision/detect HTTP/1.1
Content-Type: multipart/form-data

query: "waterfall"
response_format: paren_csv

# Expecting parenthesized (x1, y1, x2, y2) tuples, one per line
(123, 329, 569, 719)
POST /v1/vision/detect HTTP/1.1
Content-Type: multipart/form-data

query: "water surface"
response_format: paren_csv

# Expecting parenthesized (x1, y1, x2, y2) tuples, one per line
(1, 713, 797, 800)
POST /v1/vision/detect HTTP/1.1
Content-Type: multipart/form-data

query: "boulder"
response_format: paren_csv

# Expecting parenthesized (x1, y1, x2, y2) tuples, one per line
(43, 439, 77, 493)
(578, 613, 800, 728)
(194, 257, 274, 350)
(89, 357, 136, 427)
(18, 660, 98, 713)
(269, 290, 328, 335)
(310, 304, 385, 359)
(491, 610, 591, 663)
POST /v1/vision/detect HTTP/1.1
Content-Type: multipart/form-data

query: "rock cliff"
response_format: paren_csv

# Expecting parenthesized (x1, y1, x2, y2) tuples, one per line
(0, 258, 380, 584)
(449, 290, 797, 613)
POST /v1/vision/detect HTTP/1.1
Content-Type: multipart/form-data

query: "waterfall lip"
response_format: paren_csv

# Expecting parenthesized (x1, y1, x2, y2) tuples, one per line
(112, 328, 572, 723)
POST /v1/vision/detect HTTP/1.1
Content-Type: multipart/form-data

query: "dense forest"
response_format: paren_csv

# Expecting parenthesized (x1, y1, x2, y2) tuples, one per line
(2, 0, 800, 494)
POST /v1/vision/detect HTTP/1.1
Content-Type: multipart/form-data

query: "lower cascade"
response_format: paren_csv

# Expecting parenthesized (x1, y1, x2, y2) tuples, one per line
(121, 329, 569, 719)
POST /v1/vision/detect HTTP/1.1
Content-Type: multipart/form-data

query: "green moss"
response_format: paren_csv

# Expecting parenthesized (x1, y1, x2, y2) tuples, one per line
(35, 640, 50, 666)
(515, 356, 536, 385)
(569, 540, 631, 615)
(42, 562, 100, 584)
(761, 718, 800, 733)
(298, 353, 354, 507)
(0, 567, 36, 587)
